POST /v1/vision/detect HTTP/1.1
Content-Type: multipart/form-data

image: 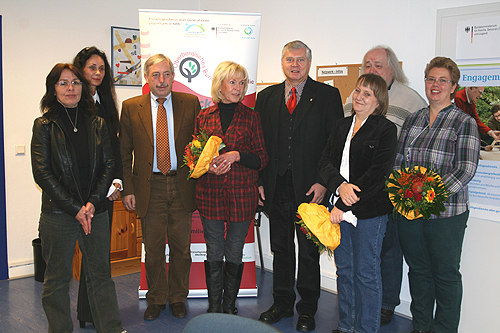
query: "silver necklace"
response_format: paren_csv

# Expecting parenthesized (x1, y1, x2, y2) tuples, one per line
(64, 106, 78, 132)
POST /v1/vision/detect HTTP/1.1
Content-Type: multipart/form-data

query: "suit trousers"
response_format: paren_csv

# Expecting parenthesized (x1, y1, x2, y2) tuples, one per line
(268, 170, 320, 315)
(142, 173, 192, 306)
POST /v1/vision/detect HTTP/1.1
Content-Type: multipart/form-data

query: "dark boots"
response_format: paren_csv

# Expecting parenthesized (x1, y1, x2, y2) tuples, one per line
(204, 260, 223, 313)
(204, 260, 244, 314)
(222, 261, 244, 315)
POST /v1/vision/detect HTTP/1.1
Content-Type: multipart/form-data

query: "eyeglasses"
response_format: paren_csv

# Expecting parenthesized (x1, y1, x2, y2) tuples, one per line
(425, 77, 452, 85)
(56, 81, 83, 87)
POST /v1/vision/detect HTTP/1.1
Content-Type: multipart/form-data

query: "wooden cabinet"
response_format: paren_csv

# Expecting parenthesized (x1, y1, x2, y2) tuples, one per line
(73, 199, 142, 280)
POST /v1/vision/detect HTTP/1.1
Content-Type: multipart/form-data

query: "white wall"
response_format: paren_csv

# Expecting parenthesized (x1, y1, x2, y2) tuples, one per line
(2, 1, 499, 331)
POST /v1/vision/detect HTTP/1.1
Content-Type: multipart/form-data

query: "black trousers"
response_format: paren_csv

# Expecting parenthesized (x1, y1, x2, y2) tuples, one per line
(268, 170, 320, 315)
(77, 199, 114, 323)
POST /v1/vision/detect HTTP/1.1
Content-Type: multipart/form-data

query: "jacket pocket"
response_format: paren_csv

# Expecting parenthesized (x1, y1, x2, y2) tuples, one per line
(361, 140, 377, 161)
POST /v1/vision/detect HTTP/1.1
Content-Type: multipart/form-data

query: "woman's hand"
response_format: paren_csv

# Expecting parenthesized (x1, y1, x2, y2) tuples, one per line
(209, 151, 240, 176)
(338, 182, 361, 206)
(330, 206, 344, 224)
(75, 203, 95, 235)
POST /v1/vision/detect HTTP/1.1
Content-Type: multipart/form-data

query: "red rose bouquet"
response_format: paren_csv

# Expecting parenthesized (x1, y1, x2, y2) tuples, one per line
(182, 130, 225, 180)
(385, 166, 450, 220)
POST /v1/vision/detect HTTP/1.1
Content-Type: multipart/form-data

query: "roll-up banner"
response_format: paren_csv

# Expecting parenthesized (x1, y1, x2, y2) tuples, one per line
(137, 9, 261, 298)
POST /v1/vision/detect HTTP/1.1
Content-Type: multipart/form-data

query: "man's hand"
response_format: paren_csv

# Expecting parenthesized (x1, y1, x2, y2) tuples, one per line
(108, 182, 121, 201)
(122, 194, 136, 211)
(258, 186, 265, 206)
(490, 130, 500, 141)
(306, 183, 326, 204)
(338, 183, 360, 206)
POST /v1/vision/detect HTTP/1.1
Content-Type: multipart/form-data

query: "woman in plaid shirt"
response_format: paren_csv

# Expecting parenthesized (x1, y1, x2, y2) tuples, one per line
(395, 57, 480, 333)
(195, 61, 268, 315)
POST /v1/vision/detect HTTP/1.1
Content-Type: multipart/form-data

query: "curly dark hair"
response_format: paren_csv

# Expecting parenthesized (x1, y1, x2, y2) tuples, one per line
(73, 46, 120, 135)
(40, 63, 95, 115)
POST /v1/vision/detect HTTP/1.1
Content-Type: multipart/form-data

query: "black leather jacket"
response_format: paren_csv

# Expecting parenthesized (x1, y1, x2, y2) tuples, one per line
(31, 108, 115, 217)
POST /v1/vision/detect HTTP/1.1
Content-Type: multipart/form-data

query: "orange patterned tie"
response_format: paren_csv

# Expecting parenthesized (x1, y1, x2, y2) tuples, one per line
(287, 87, 297, 114)
(156, 98, 171, 174)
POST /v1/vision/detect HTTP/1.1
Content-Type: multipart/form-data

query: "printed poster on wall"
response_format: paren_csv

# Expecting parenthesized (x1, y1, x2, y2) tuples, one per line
(137, 9, 261, 298)
(456, 16, 500, 86)
(469, 160, 500, 223)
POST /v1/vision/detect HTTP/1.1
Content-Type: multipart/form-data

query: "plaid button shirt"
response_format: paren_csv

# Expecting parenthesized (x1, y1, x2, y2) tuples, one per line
(395, 104, 480, 218)
(195, 102, 269, 222)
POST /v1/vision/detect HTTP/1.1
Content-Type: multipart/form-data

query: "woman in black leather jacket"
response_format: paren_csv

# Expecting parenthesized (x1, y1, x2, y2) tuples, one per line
(31, 63, 126, 333)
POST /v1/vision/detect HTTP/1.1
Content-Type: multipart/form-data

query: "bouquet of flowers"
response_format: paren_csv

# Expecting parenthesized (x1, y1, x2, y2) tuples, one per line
(182, 130, 225, 180)
(295, 203, 341, 257)
(385, 166, 450, 220)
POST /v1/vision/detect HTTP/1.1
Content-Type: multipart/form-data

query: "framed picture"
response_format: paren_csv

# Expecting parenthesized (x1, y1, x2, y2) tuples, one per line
(111, 26, 141, 86)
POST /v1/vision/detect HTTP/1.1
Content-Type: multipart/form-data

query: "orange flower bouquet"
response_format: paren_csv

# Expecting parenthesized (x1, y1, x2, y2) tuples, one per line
(385, 166, 450, 220)
(295, 203, 341, 257)
(182, 130, 225, 180)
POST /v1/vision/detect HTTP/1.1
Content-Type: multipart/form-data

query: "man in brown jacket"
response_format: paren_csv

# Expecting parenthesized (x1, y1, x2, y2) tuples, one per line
(120, 54, 200, 321)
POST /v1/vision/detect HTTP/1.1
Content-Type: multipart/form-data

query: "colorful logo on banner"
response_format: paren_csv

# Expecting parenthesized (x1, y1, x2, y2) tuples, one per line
(185, 23, 206, 37)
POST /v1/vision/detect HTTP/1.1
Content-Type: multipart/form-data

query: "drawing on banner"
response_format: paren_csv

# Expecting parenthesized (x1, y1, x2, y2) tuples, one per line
(111, 26, 141, 86)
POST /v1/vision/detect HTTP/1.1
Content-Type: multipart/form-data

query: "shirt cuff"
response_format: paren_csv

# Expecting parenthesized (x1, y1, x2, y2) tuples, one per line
(113, 179, 123, 191)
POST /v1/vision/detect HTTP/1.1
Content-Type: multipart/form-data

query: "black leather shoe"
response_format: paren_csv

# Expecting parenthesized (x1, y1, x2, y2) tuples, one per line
(296, 313, 315, 331)
(411, 330, 433, 333)
(169, 302, 187, 318)
(381, 308, 394, 326)
(259, 305, 293, 323)
(144, 304, 166, 320)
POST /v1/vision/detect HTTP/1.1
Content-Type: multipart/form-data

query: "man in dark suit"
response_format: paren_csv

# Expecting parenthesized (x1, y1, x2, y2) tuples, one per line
(120, 54, 201, 321)
(256, 40, 343, 331)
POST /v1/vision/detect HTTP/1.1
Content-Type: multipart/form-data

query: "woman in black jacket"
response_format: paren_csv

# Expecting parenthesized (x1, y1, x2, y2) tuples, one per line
(73, 46, 123, 328)
(319, 74, 397, 333)
(31, 63, 125, 333)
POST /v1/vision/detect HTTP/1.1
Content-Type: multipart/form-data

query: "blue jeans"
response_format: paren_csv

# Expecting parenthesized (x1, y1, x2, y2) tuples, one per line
(39, 211, 123, 333)
(335, 215, 388, 333)
(398, 211, 468, 333)
(200, 215, 251, 263)
(380, 214, 403, 310)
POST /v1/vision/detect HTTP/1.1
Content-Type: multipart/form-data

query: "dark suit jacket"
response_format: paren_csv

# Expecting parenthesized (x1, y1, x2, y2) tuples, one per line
(319, 114, 397, 219)
(120, 92, 201, 218)
(256, 76, 344, 212)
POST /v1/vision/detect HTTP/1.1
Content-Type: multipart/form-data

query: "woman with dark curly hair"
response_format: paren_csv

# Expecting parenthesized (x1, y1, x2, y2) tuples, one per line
(73, 46, 123, 328)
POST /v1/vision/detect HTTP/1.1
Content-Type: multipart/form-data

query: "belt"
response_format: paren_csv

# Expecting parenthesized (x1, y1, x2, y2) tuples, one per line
(153, 170, 177, 177)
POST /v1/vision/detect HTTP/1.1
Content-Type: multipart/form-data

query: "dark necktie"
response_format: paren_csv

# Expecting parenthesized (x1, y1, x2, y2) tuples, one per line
(287, 87, 297, 114)
(156, 98, 171, 174)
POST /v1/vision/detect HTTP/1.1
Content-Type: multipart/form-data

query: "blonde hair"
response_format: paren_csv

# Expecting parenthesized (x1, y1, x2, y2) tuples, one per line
(211, 61, 249, 103)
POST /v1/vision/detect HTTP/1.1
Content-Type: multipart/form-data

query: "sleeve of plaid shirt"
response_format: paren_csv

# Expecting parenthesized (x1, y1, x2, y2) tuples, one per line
(441, 110, 480, 195)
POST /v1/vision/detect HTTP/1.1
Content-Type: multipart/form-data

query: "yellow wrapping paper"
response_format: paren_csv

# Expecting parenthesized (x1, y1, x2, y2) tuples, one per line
(190, 136, 223, 179)
(297, 203, 341, 252)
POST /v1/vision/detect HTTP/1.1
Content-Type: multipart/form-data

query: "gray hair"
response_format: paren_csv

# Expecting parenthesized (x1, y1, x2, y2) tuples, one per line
(363, 45, 409, 85)
(144, 54, 175, 76)
(281, 40, 312, 62)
